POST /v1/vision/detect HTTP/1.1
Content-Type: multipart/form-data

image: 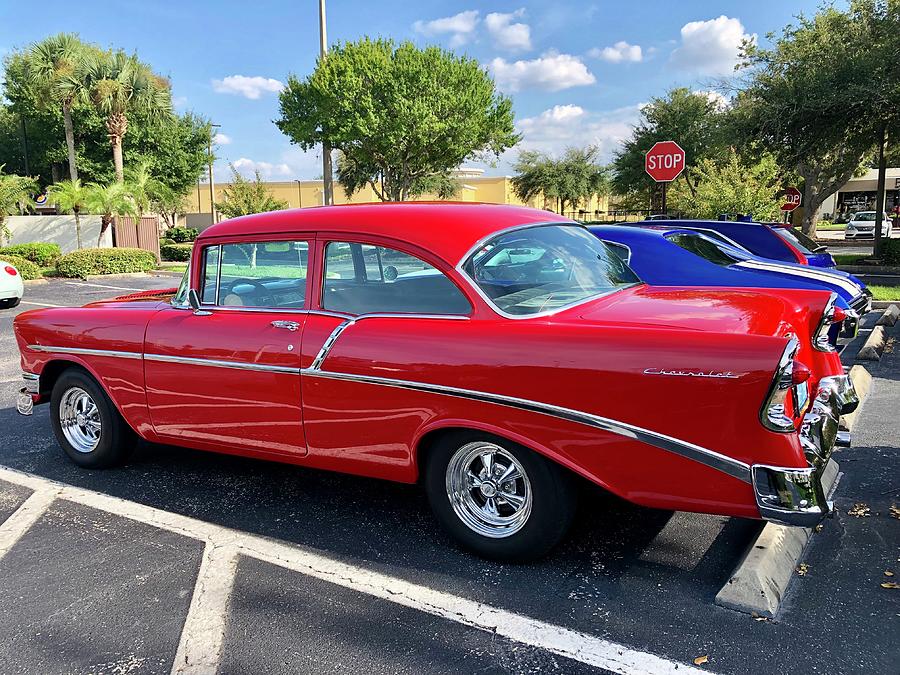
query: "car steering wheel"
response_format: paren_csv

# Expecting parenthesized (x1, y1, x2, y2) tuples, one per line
(225, 278, 276, 307)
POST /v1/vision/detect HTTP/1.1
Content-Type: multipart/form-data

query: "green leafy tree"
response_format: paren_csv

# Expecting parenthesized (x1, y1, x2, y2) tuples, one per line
(667, 151, 782, 221)
(216, 165, 288, 219)
(47, 178, 90, 249)
(513, 147, 609, 214)
(83, 182, 136, 247)
(22, 33, 90, 182)
(277, 38, 518, 201)
(150, 183, 190, 230)
(612, 88, 726, 209)
(733, 0, 900, 238)
(0, 166, 37, 244)
(124, 161, 165, 216)
(79, 50, 172, 182)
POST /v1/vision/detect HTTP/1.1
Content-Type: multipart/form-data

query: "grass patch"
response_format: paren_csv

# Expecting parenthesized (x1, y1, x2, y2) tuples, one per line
(159, 264, 187, 274)
(815, 222, 845, 231)
(868, 285, 900, 301)
(833, 254, 867, 265)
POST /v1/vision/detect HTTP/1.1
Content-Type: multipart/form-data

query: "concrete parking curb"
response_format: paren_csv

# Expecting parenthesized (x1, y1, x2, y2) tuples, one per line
(875, 304, 899, 326)
(840, 365, 872, 432)
(856, 325, 887, 361)
(714, 459, 840, 618)
(22, 279, 49, 286)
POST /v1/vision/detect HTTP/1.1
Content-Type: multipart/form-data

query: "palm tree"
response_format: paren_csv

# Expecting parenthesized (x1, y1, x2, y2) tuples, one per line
(23, 33, 87, 182)
(47, 179, 90, 250)
(79, 50, 172, 183)
(0, 165, 37, 245)
(124, 161, 164, 216)
(84, 182, 136, 247)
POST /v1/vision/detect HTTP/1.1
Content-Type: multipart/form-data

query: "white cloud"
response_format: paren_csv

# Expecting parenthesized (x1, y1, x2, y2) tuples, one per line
(212, 75, 285, 99)
(413, 10, 479, 47)
(231, 157, 292, 179)
(485, 9, 532, 52)
(171, 95, 188, 108)
(670, 16, 755, 76)
(489, 52, 596, 92)
(694, 89, 730, 110)
(589, 41, 642, 63)
(214, 133, 232, 145)
(513, 103, 642, 162)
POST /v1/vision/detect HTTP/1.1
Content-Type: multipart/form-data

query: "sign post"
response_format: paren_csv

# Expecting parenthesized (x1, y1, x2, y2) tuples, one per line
(781, 186, 802, 224)
(645, 141, 685, 215)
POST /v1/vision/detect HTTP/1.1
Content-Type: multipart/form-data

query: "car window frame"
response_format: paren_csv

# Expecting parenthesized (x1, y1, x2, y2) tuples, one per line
(318, 235, 474, 318)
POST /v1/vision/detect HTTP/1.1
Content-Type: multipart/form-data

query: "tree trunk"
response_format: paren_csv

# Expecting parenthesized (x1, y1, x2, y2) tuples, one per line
(62, 103, 78, 182)
(106, 112, 128, 183)
(74, 208, 82, 250)
(98, 215, 111, 247)
(111, 135, 124, 183)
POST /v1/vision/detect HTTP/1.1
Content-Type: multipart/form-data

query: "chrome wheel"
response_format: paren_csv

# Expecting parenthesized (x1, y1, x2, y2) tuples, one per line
(445, 441, 532, 539)
(59, 387, 101, 454)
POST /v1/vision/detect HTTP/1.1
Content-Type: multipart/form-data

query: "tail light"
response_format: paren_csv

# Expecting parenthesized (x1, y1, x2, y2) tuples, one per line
(813, 293, 843, 352)
(761, 336, 810, 432)
(4, 266, 17, 276)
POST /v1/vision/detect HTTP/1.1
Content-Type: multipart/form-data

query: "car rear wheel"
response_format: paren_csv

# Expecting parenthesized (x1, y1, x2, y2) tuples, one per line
(424, 432, 576, 561)
(50, 369, 135, 469)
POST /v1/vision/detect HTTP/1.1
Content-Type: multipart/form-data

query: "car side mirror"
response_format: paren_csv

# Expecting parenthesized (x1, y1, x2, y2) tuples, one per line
(188, 289, 210, 316)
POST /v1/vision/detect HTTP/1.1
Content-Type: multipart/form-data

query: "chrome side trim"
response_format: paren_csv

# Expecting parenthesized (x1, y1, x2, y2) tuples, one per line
(143, 353, 298, 374)
(302, 367, 752, 483)
(310, 320, 354, 370)
(28, 345, 143, 360)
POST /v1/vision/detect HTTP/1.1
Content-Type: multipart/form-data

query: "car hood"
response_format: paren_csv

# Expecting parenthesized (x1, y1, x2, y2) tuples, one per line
(566, 284, 826, 338)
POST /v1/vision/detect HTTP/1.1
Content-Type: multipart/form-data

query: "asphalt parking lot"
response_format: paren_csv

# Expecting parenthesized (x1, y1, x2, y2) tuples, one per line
(0, 276, 898, 674)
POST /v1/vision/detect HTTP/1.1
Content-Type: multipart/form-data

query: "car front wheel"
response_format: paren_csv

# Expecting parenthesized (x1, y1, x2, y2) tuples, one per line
(50, 369, 135, 469)
(424, 433, 576, 561)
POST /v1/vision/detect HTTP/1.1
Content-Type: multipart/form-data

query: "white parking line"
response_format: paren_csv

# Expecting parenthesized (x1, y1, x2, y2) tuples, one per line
(172, 543, 240, 675)
(19, 301, 63, 308)
(0, 488, 58, 559)
(64, 281, 143, 292)
(0, 467, 706, 675)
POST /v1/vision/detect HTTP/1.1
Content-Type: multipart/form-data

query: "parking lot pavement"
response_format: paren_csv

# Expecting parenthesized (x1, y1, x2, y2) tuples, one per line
(1, 277, 898, 674)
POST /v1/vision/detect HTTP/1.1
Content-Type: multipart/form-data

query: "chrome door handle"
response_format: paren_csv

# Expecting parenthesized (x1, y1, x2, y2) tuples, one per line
(271, 320, 301, 332)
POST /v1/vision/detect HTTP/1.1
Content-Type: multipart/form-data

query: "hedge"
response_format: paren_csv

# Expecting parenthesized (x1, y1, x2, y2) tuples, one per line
(166, 226, 198, 243)
(0, 243, 62, 266)
(883, 238, 900, 266)
(160, 243, 193, 262)
(159, 237, 176, 246)
(0, 254, 42, 280)
(56, 248, 158, 279)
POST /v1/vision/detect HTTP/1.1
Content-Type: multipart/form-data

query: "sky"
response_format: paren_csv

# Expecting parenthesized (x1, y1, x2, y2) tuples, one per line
(0, 0, 828, 181)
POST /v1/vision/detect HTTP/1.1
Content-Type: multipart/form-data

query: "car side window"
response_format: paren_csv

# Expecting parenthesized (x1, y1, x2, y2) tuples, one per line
(322, 241, 471, 316)
(202, 241, 309, 309)
(666, 234, 738, 266)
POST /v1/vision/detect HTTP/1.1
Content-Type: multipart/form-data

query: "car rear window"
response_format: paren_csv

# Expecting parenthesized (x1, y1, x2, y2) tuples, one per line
(665, 233, 739, 266)
(773, 227, 822, 254)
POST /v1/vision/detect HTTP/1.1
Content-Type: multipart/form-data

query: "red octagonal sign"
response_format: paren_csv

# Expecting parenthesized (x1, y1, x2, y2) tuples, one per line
(645, 141, 686, 182)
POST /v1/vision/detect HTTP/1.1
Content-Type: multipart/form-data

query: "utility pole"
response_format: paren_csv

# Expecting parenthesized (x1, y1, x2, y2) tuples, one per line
(19, 114, 30, 176)
(208, 124, 221, 224)
(319, 0, 334, 205)
(873, 124, 887, 258)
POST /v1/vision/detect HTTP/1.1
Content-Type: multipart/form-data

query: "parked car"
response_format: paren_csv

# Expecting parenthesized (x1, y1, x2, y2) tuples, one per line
(844, 211, 893, 239)
(14, 204, 856, 560)
(638, 219, 838, 268)
(0, 260, 24, 309)
(589, 225, 871, 346)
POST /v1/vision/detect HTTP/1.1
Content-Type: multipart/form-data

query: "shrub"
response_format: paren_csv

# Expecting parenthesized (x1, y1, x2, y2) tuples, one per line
(159, 237, 176, 246)
(0, 243, 62, 266)
(160, 243, 193, 262)
(56, 248, 158, 279)
(166, 226, 198, 243)
(1, 254, 42, 280)
(883, 239, 900, 266)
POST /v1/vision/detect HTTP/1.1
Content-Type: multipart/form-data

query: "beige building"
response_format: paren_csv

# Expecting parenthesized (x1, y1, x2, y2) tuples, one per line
(185, 168, 611, 229)
(820, 167, 900, 219)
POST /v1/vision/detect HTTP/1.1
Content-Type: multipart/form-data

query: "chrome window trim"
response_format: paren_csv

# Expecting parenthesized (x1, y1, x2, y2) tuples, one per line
(28, 345, 143, 360)
(599, 240, 632, 265)
(455, 222, 640, 321)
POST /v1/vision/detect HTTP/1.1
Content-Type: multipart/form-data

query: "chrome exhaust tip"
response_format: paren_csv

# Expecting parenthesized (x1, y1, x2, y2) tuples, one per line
(835, 430, 851, 448)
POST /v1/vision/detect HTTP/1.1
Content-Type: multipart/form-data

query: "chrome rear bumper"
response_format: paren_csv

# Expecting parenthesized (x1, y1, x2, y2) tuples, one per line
(752, 379, 849, 527)
(16, 372, 39, 416)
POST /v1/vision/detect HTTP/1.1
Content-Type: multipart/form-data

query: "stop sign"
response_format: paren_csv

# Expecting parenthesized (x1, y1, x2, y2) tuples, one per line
(645, 141, 685, 182)
(781, 187, 802, 212)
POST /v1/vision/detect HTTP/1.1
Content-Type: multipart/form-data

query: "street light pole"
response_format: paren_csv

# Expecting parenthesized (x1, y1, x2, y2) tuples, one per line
(319, 0, 334, 206)
(208, 124, 221, 224)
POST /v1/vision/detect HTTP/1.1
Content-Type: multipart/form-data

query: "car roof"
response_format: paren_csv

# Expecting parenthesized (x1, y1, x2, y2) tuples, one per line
(198, 202, 571, 265)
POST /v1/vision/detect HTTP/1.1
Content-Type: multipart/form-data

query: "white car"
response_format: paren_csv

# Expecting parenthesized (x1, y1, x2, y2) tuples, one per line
(845, 211, 893, 239)
(0, 260, 25, 309)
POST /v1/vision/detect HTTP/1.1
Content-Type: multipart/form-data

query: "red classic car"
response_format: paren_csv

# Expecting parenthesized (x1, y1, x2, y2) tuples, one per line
(14, 204, 858, 560)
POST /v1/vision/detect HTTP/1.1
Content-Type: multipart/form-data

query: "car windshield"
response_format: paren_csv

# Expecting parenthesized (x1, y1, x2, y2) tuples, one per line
(665, 233, 740, 266)
(463, 224, 640, 317)
(853, 212, 877, 221)
(172, 264, 190, 307)
(773, 227, 823, 254)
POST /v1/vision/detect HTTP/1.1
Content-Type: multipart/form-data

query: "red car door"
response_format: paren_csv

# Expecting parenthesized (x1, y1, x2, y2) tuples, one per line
(145, 239, 310, 456)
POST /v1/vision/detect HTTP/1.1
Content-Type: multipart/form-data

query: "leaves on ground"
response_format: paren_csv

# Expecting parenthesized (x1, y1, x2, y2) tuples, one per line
(796, 563, 809, 576)
(881, 582, 900, 589)
(890, 505, 900, 520)
(847, 503, 871, 517)
(886, 570, 895, 577)
(693, 655, 709, 665)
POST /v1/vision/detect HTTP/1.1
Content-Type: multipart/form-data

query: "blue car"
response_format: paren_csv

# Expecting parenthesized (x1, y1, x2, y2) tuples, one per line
(589, 226, 870, 341)
(637, 219, 838, 268)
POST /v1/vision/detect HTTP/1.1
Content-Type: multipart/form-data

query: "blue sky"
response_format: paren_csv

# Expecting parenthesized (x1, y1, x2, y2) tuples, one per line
(1, 1, 827, 180)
